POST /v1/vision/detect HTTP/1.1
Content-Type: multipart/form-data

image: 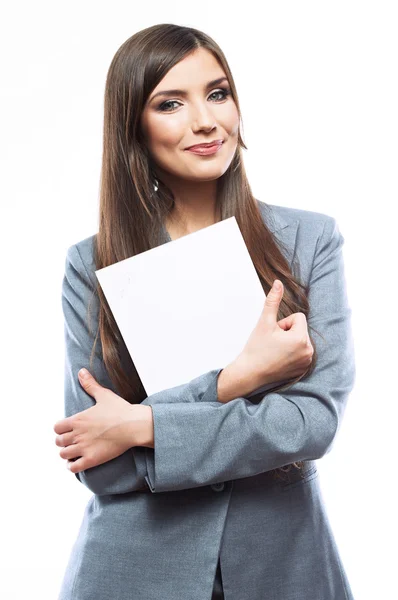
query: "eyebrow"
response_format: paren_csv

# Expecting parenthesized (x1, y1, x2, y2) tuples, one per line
(148, 77, 229, 104)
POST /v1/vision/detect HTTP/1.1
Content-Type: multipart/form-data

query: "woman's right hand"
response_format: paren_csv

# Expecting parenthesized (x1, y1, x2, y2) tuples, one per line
(217, 280, 314, 402)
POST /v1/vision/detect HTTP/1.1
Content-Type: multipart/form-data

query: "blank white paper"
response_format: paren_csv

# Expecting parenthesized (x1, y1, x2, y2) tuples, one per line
(95, 217, 292, 399)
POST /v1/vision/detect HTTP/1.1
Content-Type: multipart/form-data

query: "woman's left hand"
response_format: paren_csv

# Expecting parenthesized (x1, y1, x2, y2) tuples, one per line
(53, 368, 153, 474)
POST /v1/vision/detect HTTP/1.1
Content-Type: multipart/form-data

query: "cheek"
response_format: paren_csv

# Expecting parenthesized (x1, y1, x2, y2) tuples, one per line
(223, 105, 240, 136)
(146, 115, 185, 150)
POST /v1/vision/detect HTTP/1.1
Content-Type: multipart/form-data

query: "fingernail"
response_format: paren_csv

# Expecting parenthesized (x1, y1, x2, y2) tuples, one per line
(273, 280, 281, 291)
(79, 368, 89, 378)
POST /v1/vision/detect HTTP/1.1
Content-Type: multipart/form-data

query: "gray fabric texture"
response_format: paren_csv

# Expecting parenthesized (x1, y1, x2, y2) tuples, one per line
(57, 200, 356, 599)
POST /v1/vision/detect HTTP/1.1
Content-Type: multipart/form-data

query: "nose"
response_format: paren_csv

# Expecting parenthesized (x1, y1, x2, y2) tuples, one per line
(190, 102, 217, 132)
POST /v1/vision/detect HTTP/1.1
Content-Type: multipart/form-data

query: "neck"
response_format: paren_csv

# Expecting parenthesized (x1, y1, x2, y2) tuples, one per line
(160, 176, 220, 237)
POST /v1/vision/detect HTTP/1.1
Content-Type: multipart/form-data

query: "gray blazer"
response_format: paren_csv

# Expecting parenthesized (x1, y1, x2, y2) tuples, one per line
(57, 200, 356, 600)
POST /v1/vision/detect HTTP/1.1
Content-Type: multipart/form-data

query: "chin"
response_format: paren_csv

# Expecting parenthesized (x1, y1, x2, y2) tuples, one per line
(186, 167, 228, 181)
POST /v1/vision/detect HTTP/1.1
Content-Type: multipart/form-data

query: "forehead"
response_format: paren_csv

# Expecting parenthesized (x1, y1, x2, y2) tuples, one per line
(151, 49, 226, 93)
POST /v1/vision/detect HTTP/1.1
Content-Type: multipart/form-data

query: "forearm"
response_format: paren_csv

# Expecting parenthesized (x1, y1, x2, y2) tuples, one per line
(139, 371, 265, 449)
(131, 365, 251, 449)
(126, 404, 155, 448)
(217, 359, 264, 403)
(129, 371, 239, 450)
(141, 405, 154, 448)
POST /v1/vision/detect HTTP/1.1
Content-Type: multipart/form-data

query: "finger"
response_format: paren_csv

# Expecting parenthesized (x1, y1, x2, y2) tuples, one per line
(277, 315, 294, 330)
(278, 312, 307, 332)
(78, 368, 101, 399)
(262, 280, 283, 323)
(288, 312, 308, 332)
(55, 431, 77, 447)
(66, 457, 85, 474)
(53, 418, 74, 435)
(60, 444, 81, 460)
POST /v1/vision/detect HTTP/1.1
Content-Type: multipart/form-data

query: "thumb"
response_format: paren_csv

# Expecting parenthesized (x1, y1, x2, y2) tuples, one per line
(78, 368, 101, 398)
(262, 279, 283, 321)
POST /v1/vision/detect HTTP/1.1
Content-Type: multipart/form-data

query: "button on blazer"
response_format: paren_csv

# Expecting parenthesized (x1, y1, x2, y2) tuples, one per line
(57, 200, 356, 600)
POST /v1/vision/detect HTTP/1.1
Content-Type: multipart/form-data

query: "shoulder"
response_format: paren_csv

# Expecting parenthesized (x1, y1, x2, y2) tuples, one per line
(64, 233, 97, 288)
(257, 199, 337, 238)
(256, 201, 344, 283)
(63, 204, 339, 281)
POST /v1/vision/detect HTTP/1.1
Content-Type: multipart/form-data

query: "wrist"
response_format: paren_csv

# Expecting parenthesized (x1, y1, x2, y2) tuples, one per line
(128, 405, 154, 448)
(217, 359, 254, 403)
(141, 405, 155, 448)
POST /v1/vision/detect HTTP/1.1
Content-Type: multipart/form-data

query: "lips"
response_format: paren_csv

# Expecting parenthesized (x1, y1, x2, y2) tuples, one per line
(185, 140, 223, 150)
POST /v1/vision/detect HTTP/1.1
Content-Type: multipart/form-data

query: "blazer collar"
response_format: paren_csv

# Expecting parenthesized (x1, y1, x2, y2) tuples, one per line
(258, 201, 289, 233)
(162, 202, 300, 267)
(259, 202, 300, 267)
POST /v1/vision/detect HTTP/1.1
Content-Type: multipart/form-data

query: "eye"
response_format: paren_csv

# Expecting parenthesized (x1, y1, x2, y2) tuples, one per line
(157, 100, 181, 113)
(208, 87, 231, 102)
(157, 87, 231, 113)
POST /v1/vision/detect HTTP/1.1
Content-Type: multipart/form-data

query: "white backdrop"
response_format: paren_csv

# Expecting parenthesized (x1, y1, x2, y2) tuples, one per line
(1, 2, 397, 599)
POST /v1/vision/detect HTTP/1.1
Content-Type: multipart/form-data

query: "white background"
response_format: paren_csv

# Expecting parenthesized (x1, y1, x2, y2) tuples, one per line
(1, 2, 397, 598)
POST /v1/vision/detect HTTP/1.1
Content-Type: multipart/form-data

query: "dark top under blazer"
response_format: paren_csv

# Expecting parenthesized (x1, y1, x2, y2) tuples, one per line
(57, 201, 356, 600)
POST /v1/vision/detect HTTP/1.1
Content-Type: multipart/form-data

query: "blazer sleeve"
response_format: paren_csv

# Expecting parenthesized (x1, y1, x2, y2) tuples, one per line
(61, 243, 224, 496)
(142, 215, 357, 492)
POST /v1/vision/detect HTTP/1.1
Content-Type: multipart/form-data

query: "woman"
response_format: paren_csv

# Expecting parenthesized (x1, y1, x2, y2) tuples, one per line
(54, 24, 356, 600)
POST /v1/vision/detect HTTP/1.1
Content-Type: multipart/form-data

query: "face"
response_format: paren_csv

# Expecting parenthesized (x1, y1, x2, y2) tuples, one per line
(140, 48, 240, 184)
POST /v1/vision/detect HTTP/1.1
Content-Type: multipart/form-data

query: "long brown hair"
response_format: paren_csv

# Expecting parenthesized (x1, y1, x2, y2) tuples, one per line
(87, 23, 320, 481)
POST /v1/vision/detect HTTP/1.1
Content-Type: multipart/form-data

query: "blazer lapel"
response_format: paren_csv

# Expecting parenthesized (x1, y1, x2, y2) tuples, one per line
(259, 202, 300, 269)
(161, 201, 300, 270)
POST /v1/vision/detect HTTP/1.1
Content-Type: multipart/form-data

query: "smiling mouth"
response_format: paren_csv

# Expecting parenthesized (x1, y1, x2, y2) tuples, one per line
(185, 140, 224, 150)
(185, 141, 224, 155)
